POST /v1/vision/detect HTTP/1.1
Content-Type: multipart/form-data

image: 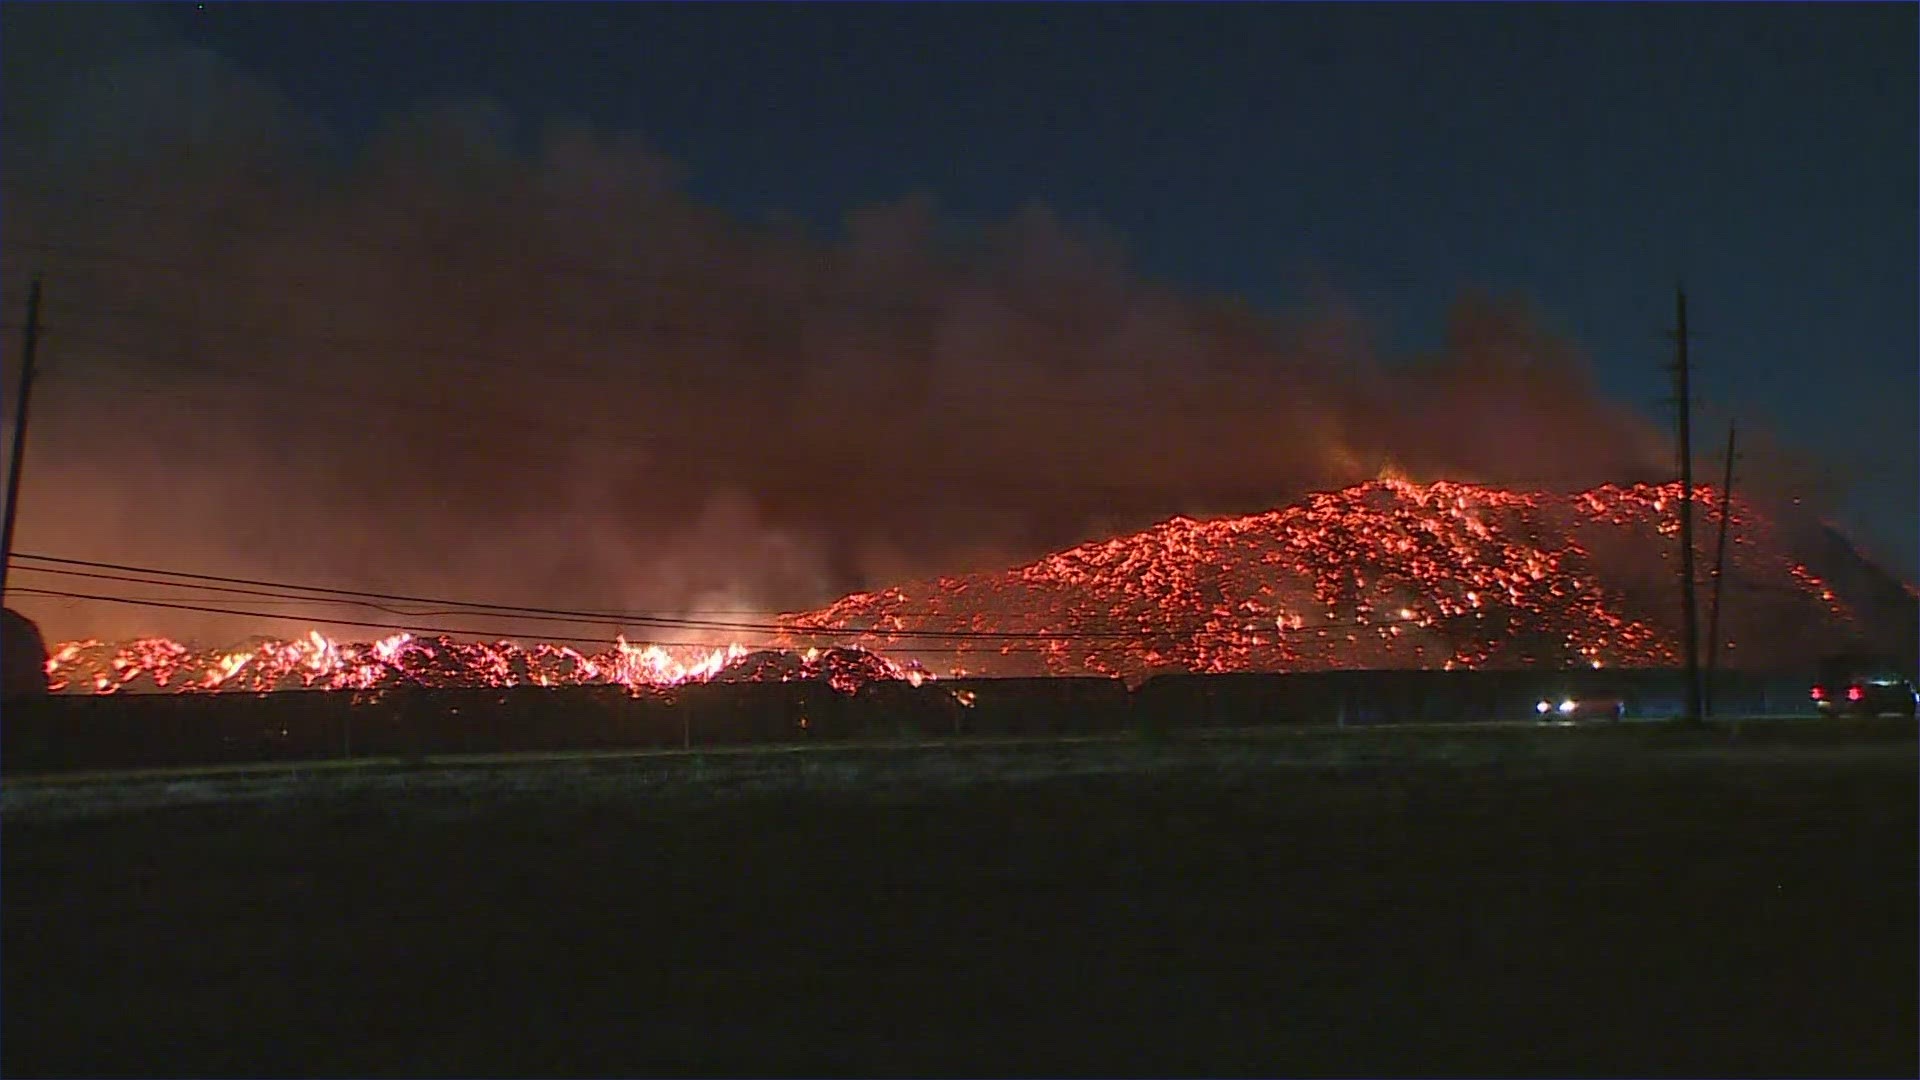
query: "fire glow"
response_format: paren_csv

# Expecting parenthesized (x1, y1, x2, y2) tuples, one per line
(46, 479, 1876, 693)
(47, 634, 925, 697)
(781, 479, 1862, 679)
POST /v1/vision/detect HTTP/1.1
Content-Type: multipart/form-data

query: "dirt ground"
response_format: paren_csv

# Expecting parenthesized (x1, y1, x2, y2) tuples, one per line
(5, 734, 1914, 1077)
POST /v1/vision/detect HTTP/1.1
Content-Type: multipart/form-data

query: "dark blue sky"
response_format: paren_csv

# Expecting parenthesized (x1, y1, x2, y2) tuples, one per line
(147, 3, 1920, 572)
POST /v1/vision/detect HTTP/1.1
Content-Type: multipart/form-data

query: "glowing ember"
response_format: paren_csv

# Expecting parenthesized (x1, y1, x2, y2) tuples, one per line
(779, 479, 1901, 680)
(44, 480, 1909, 693)
(47, 632, 922, 697)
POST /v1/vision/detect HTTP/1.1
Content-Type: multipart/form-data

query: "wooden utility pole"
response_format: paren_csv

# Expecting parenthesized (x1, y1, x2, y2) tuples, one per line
(1673, 286, 1703, 724)
(0, 280, 42, 605)
(1704, 423, 1738, 716)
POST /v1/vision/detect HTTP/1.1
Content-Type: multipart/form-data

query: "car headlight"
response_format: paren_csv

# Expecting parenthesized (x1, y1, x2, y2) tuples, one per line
(1535, 700, 1551, 714)
(1558, 699, 1577, 714)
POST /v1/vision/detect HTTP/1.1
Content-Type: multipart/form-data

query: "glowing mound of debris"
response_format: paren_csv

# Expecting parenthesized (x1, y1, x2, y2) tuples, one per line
(44, 480, 1911, 693)
(779, 479, 1906, 680)
(45, 634, 920, 697)
(712, 647, 930, 694)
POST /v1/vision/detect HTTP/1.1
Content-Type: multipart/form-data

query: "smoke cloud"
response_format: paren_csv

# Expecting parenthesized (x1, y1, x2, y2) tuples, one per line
(3, 6, 1702, 644)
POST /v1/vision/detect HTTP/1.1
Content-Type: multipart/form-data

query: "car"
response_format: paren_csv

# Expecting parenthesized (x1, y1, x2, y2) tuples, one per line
(1812, 653, 1917, 718)
(1533, 694, 1625, 723)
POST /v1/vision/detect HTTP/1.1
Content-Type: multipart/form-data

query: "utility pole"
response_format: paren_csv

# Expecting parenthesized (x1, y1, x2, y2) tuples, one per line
(0, 280, 42, 605)
(1673, 286, 1703, 724)
(1704, 423, 1738, 716)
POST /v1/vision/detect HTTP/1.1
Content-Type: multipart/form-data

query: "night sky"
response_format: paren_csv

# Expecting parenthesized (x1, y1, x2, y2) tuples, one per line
(1, 2, 1914, 643)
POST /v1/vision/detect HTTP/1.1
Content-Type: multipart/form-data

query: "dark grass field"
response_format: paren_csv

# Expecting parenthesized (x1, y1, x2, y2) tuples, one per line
(5, 727, 1915, 1077)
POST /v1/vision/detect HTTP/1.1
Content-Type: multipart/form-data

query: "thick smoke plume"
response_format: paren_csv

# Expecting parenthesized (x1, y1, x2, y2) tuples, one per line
(2, 7, 1710, 645)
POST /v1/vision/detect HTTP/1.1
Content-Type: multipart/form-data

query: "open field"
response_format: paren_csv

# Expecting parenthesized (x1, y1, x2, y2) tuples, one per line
(4, 720, 1915, 1077)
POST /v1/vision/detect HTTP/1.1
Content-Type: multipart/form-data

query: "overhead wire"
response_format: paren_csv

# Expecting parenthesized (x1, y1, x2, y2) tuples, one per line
(17, 588, 1305, 657)
(12, 551, 1832, 653)
(11, 554, 1398, 640)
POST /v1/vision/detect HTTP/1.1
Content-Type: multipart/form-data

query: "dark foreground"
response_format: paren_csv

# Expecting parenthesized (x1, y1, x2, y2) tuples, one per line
(5, 731, 1915, 1077)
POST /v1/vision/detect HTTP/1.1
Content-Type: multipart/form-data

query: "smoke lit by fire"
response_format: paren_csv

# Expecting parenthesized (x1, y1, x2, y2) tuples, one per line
(2, 6, 1705, 651)
(3, 7, 1901, 663)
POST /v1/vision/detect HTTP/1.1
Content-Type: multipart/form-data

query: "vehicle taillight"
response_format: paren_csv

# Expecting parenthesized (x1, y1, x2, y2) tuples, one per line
(1847, 685, 1864, 702)
(1811, 686, 1826, 701)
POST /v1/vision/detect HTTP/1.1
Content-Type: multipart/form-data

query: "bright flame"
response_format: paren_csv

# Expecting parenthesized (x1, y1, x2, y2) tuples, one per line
(42, 629, 934, 697)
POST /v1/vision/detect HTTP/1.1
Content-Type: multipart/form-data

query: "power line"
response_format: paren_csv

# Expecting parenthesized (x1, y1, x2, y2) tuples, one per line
(1671, 285, 1703, 724)
(14, 588, 788, 651)
(10, 553, 1559, 640)
(9, 563, 1374, 642)
(13, 565, 503, 618)
(15, 588, 1342, 656)
(14, 564, 850, 622)
(13, 550, 1842, 655)
(12, 554, 1256, 641)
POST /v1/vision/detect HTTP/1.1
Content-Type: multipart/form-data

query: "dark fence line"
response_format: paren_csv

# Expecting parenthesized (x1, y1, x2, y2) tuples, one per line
(0, 669, 1829, 775)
